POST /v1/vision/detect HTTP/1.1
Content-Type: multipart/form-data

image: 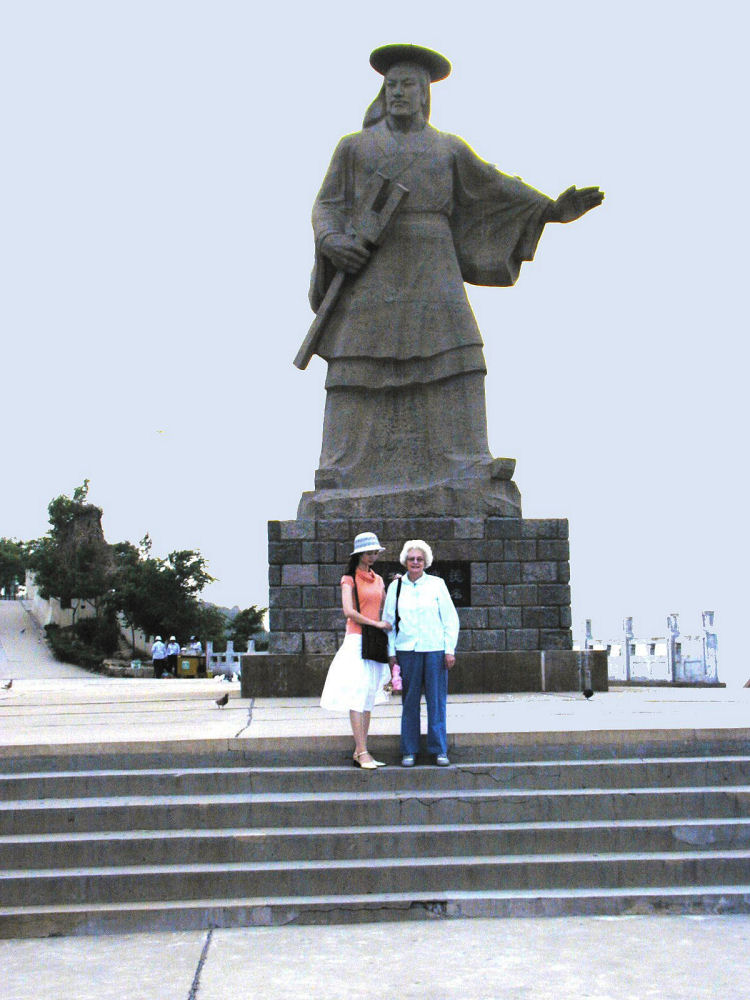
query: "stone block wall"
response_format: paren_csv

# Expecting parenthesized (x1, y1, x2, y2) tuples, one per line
(267, 517, 571, 656)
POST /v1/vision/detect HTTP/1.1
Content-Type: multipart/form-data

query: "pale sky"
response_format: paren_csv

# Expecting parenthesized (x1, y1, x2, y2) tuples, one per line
(2, 2, 747, 683)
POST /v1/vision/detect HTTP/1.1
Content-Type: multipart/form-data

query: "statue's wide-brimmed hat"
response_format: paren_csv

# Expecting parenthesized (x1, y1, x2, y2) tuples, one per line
(369, 44, 451, 82)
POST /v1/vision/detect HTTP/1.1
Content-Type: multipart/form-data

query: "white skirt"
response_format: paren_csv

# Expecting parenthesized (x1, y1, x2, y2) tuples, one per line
(320, 634, 391, 713)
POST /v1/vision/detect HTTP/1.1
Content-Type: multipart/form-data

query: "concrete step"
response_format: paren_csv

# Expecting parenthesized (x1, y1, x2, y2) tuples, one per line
(2, 786, 749, 835)
(3, 732, 750, 775)
(3, 850, 750, 907)
(3, 884, 750, 938)
(2, 818, 750, 869)
(4, 756, 750, 800)
(2, 744, 748, 936)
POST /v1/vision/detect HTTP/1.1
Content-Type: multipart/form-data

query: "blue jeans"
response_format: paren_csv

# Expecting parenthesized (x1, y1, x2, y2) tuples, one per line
(398, 650, 448, 756)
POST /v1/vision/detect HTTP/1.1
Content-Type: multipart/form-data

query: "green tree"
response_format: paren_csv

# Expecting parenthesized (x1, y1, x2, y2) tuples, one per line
(22, 481, 222, 667)
(110, 543, 215, 648)
(72, 479, 90, 503)
(28, 482, 111, 624)
(167, 550, 214, 599)
(109, 541, 145, 649)
(197, 604, 230, 649)
(0, 538, 27, 596)
(228, 606, 268, 650)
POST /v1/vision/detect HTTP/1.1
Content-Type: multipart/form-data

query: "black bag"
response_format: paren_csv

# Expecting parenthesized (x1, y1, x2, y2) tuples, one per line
(353, 581, 389, 663)
(361, 623, 389, 663)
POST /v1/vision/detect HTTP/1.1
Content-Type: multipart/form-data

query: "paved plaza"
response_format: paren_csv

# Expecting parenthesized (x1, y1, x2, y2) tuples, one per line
(1, 914, 749, 1000)
(2, 600, 750, 998)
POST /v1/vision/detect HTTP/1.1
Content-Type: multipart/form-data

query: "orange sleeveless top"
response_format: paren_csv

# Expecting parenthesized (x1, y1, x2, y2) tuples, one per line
(341, 567, 385, 635)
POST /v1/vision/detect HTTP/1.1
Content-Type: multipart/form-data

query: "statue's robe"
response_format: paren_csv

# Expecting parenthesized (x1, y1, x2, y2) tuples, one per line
(310, 120, 552, 492)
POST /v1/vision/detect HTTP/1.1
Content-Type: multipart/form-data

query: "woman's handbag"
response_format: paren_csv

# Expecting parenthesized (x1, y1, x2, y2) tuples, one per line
(353, 582, 389, 663)
(361, 623, 389, 663)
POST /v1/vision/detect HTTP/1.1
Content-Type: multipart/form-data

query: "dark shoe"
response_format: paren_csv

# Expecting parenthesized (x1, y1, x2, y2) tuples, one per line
(401, 754, 415, 767)
(435, 754, 450, 766)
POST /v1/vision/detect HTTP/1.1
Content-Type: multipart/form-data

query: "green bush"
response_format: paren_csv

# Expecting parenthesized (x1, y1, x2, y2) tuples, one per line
(45, 619, 118, 672)
(74, 615, 120, 655)
(252, 630, 269, 652)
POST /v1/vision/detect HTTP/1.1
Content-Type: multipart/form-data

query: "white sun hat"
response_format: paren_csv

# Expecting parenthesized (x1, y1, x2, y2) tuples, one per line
(350, 532, 386, 556)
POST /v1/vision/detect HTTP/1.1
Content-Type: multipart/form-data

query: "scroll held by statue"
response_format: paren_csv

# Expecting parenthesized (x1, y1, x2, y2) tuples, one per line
(294, 171, 409, 371)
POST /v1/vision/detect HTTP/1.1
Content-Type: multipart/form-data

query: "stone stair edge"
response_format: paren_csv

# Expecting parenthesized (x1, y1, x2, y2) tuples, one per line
(4, 756, 750, 801)
(3, 783, 749, 811)
(4, 885, 750, 913)
(5, 846, 750, 878)
(4, 753, 750, 779)
(5, 856, 750, 911)
(3, 815, 750, 844)
(2, 886, 750, 938)
(1, 726, 750, 762)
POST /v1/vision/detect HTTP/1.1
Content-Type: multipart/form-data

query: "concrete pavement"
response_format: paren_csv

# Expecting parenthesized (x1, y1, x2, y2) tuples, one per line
(1, 674, 749, 757)
(1, 915, 749, 999)
(3, 600, 750, 998)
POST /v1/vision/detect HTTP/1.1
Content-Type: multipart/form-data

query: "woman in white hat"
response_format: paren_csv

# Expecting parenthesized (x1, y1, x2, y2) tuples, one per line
(320, 531, 392, 768)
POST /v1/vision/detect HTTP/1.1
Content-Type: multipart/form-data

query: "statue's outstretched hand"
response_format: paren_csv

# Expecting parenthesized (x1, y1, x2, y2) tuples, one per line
(321, 233, 371, 273)
(549, 185, 604, 223)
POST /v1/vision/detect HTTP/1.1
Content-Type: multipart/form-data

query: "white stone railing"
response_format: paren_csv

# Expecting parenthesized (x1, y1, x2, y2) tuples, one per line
(205, 640, 253, 677)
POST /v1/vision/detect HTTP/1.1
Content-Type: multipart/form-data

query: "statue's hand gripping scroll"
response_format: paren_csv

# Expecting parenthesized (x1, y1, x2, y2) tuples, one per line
(294, 172, 409, 371)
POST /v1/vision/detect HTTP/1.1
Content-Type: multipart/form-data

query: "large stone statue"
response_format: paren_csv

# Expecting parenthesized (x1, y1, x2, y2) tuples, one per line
(297, 44, 603, 519)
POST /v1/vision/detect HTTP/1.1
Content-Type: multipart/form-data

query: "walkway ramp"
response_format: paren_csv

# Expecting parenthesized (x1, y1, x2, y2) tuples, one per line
(0, 601, 90, 680)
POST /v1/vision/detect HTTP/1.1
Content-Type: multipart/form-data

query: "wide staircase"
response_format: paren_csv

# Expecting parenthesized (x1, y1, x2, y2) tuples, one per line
(1, 738, 750, 937)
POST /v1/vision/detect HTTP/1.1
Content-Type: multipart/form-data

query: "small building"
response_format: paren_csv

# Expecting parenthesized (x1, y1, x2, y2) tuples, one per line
(575, 612, 720, 686)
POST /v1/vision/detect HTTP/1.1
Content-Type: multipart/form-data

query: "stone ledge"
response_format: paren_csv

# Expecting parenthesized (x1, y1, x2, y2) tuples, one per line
(240, 651, 608, 698)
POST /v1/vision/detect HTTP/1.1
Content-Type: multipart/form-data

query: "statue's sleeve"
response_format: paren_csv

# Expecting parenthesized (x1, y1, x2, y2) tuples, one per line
(309, 137, 354, 311)
(450, 137, 554, 287)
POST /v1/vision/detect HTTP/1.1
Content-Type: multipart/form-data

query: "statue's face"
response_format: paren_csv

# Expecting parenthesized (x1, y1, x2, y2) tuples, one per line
(384, 63, 427, 119)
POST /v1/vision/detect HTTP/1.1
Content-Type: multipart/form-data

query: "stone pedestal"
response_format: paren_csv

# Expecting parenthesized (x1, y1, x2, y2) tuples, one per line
(247, 514, 590, 695)
(241, 648, 608, 698)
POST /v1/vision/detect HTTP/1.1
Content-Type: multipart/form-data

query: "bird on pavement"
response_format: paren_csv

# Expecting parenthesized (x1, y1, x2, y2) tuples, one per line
(2, 679, 12, 690)
(215, 692, 229, 708)
(583, 688, 594, 699)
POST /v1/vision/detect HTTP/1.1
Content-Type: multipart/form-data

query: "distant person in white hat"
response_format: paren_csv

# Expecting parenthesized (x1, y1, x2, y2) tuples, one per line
(165, 636, 180, 678)
(320, 531, 393, 768)
(151, 635, 167, 678)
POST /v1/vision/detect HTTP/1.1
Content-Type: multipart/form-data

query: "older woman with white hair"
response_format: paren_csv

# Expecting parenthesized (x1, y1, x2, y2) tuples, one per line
(382, 539, 460, 766)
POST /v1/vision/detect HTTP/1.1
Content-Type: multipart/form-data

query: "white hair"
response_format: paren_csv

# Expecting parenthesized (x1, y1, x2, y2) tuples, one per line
(399, 539, 434, 568)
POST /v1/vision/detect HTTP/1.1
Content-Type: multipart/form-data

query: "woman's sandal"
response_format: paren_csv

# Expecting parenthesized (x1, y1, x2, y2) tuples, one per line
(352, 751, 379, 770)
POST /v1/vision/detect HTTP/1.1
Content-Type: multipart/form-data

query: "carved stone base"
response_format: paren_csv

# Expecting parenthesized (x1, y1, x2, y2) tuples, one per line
(298, 469, 522, 520)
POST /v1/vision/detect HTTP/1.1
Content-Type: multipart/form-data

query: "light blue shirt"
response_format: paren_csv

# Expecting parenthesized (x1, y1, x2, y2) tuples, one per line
(383, 572, 460, 657)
